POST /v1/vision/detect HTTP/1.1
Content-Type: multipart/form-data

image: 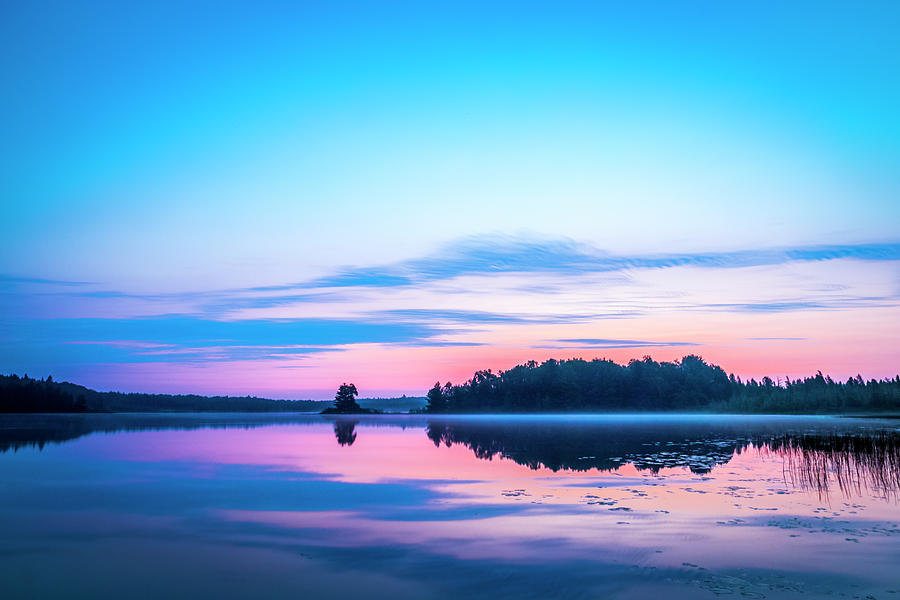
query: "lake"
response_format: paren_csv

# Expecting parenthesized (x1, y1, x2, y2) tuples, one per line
(1, 414, 898, 599)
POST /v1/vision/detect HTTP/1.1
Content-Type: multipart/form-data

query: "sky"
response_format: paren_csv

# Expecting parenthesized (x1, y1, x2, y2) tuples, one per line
(1, 1, 899, 398)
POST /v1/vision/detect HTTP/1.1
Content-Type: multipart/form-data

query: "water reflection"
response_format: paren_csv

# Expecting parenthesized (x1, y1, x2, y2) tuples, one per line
(333, 419, 359, 446)
(763, 432, 900, 501)
(0, 413, 322, 453)
(425, 419, 749, 473)
(2, 413, 898, 500)
(1, 414, 899, 599)
(424, 417, 900, 500)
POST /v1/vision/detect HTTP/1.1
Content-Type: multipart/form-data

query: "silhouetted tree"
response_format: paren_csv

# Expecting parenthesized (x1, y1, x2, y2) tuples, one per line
(333, 383, 360, 412)
(426, 382, 447, 412)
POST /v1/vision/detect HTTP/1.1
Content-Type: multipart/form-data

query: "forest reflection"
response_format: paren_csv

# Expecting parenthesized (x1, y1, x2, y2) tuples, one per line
(425, 420, 748, 473)
(425, 419, 900, 500)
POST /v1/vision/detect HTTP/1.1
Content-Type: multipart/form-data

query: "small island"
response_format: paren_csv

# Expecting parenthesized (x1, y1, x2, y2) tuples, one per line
(320, 383, 380, 414)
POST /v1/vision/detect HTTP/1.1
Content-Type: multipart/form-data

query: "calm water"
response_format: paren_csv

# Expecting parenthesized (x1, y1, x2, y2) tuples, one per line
(1, 414, 898, 599)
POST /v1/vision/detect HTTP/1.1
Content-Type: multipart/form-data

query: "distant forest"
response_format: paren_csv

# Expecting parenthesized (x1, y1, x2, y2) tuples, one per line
(424, 355, 900, 414)
(0, 374, 425, 414)
(0, 374, 326, 413)
(4, 355, 899, 414)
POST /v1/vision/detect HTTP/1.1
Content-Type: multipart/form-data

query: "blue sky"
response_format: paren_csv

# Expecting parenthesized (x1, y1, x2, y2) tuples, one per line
(1, 1, 898, 397)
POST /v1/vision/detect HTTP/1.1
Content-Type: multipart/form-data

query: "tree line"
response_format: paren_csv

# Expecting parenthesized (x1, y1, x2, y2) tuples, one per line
(424, 355, 900, 413)
(0, 374, 89, 413)
(0, 374, 326, 413)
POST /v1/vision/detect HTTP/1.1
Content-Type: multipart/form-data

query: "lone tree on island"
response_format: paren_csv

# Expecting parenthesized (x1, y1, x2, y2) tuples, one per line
(333, 383, 360, 412)
(321, 382, 380, 414)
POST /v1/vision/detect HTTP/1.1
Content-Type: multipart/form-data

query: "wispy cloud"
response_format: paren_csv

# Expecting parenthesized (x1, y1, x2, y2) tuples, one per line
(698, 297, 897, 313)
(307, 235, 900, 288)
(60, 340, 340, 363)
(368, 309, 637, 325)
(707, 301, 826, 313)
(4, 316, 445, 346)
(5, 235, 898, 311)
(0, 274, 94, 287)
(554, 338, 699, 349)
(0, 316, 449, 367)
(3, 234, 898, 380)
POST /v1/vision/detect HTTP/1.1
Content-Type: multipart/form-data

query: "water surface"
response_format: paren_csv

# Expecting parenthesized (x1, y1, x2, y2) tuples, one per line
(1, 414, 898, 599)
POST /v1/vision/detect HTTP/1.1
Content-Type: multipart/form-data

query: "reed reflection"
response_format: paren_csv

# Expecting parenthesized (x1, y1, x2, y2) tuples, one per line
(759, 432, 900, 501)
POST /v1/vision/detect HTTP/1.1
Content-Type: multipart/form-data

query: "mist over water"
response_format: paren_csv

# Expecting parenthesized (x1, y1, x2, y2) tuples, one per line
(1, 414, 898, 599)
